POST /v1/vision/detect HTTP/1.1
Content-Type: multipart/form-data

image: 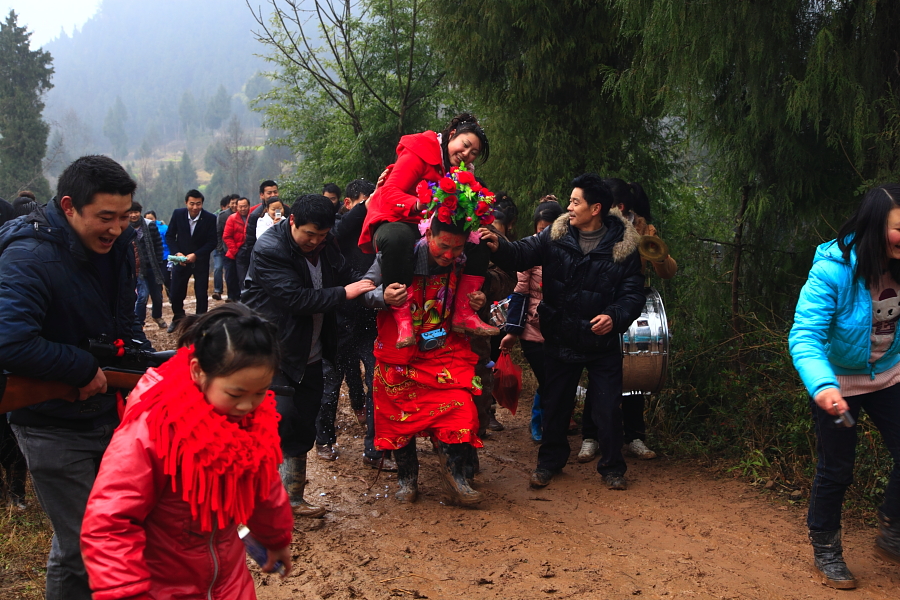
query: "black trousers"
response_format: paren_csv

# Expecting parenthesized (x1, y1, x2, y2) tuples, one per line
(273, 362, 324, 458)
(372, 221, 490, 286)
(223, 256, 241, 301)
(170, 258, 210, 318)
(537, 351, 626, 477)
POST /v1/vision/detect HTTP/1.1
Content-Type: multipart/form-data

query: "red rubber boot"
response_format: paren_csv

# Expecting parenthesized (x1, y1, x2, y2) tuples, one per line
(451, 274, 500, 336)
(392, 297, 416, 348)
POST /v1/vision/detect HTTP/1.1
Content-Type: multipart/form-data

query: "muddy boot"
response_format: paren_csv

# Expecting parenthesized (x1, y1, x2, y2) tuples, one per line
(809, 529, 856, 589)
(451, 275, 499, 336)
(394, 443, 419, 503)
(8, 464, 27, 510)
(279, 455, 326, 518)
(436, 442, 483, 506)
(391, 298, 416, 348)
(463, 445, 480, 481)
(875, 510, 900, 565)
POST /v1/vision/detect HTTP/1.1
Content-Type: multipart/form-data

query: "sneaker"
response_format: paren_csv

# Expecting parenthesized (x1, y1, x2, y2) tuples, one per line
(315, 443, 338, 461)
(577, 439, 599, 463)
(362, 455, 398, 472)
(623, 439, 657, 460)
(530, 468, 554, 489)
(604, 474, 627, 490)
(154, 318, 167, 330)
(212, 292, 222, 300)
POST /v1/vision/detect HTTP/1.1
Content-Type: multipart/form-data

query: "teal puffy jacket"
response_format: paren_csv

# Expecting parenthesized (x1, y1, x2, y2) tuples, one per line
(789, 239, 900, 398)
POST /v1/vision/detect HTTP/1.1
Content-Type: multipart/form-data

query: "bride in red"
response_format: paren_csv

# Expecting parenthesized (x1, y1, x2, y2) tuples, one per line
(359, 113, 498, 348)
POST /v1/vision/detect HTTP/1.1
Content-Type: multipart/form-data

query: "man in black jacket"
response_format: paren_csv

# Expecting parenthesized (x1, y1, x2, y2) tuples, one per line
(482, 173, 646, 491)
(128, 201, 167, 329)
(213, 194, 236, 300)
(241, 194, 374, 517)
(236, 179, 278, 282)
(165, 189, 217, 331)
(0, 155, 141, 600)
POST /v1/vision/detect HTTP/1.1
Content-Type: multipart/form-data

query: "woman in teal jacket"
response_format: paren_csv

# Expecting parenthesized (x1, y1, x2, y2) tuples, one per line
(789, 184, 900, 588)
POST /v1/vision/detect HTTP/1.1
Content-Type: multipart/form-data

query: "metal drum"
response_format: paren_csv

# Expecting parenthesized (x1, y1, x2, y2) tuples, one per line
(621, 288, 670, 394)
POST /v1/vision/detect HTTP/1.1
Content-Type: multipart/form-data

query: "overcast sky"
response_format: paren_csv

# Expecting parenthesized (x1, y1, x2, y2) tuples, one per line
(3, 0, 100, 47)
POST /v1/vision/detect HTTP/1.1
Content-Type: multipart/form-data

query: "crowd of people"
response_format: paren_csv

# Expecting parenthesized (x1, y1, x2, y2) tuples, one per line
(0, 110, 898, 598)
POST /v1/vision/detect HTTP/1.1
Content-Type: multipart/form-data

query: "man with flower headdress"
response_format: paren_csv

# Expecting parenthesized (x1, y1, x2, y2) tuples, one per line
(360, 168, 498, 506)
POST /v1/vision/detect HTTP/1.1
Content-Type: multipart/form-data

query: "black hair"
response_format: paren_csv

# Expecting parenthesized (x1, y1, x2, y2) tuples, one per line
(144, 210, 157, 219)
(440, 113, 490, 169)
(235, 197, 250, 206)
(429, 215, 467, 238)
(493, 191, 519, 239)
(176, 303, 280, 379)
(57, 155, 137, 213)
(16, 190, 36, 201)
(264, 196, 284, 209)
(129, 201, 143, 213)
(259, 180, 278, 194)
(322, 182, 341, 197)
(570, 173, 613, 218)
(533, 196, 564, 230)
(345, 178, 375, 201)
(13, 197, 39, 217)
(290, 194, 336, 230)
(838, 184, 900, 289)
(185, 189, 204, 203)
(603, 178, 653, 222)
(219, 195, 232, 208)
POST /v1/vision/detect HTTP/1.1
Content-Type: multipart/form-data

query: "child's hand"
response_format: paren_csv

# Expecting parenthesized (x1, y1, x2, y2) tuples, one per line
(263, 546, 292, 578)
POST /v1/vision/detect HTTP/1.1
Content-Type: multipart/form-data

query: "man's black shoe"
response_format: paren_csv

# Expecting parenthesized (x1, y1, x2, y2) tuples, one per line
(530, 468, 553, 488)
(604, 474, 627, 490)
(362, 455, 398, 472)
(167, 320, 180, 334)
(211, 292, 222, 301)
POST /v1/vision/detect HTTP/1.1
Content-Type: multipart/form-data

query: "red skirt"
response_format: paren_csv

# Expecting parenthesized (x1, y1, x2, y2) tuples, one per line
(372, 358, 483, 451)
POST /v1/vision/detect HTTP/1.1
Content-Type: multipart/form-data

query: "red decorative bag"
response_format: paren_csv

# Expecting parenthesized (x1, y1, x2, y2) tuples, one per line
(493, 350, 521, 415)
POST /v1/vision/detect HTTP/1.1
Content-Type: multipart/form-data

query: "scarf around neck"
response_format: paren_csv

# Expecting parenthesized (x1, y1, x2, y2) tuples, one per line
(121, 347, 283, 532)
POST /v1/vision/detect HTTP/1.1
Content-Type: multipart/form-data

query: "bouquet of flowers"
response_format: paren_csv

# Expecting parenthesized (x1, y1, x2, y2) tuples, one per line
(416, 164, 496, 233)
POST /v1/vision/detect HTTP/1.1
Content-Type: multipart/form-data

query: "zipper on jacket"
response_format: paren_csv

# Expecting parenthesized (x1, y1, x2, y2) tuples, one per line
(207, 527, 219, 600)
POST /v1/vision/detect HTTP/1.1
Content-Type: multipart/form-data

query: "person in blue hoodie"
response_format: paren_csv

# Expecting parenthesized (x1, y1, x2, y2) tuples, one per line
(0, 155, 143, 600)
(790, 184, 900, 589)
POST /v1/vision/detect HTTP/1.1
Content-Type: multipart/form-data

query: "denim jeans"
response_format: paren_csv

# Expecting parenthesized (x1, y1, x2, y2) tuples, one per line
(212, 248, 224, 294)
(808, 382, 900, 531)
(537, 351, 626, 477)
(12, 423, 115, 600)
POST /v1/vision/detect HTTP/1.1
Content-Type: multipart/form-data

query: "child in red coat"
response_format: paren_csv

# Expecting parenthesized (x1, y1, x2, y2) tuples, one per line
(81, 305, 293, 600)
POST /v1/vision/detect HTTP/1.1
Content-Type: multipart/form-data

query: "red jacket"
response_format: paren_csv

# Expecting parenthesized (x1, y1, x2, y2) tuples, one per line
(223, 212, 249, 259)
(81, 374, 293, 600)
(359, 131, 443, 253)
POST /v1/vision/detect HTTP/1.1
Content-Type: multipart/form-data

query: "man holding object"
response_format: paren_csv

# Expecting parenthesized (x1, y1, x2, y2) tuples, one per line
(0, 155, 141, 600)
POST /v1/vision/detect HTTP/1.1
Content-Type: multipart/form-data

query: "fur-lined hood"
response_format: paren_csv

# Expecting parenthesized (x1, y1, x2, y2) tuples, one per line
(549, 206, 640, 263)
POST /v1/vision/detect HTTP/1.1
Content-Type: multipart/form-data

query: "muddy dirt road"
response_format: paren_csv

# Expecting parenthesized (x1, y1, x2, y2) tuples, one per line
(142, 298, 898, 600)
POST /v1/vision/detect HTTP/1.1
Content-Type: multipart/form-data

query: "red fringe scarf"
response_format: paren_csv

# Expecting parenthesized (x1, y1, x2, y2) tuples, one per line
(121, 347, 283, 532)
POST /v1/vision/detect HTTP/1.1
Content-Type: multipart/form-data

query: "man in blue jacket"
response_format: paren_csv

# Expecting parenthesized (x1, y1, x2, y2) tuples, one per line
(165, 189, 217, 332)
(0, 155, 140, 600)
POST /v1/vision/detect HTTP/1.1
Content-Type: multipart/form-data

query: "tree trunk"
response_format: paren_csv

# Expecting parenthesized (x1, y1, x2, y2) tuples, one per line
(731, 185, 750, 340)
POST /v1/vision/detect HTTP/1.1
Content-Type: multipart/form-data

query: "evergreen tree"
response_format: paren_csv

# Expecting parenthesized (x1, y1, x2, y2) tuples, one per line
(103, 96, 129, 158)
(204, 85, 232, 130)
(178, 150, 197, 191)
(0, 10, 53, 199)
(427, 1, 673, 205)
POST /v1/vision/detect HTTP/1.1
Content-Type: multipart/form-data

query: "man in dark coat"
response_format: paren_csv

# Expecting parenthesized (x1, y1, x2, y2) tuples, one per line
(165, 189, 217, 331)
(0, 155, 141, 600)
(482, 173, 646, 490)
(128, 201, 167, 329)
(241, 194, 374, 518)
(236, 179, 278, 282)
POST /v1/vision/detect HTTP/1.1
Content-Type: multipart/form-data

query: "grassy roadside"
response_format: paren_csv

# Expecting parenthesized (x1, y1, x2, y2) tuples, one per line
(0, 488, 52, 600)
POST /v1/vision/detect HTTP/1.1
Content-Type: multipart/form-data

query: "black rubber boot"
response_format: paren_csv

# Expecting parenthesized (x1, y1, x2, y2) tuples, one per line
(436, 442, 483, 506)
(394, 443, 419, 503)
(279, 455, 326, 518)
(875, 510, 900, 565)
(809, 529, 857, 589)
